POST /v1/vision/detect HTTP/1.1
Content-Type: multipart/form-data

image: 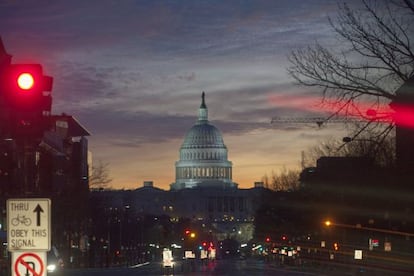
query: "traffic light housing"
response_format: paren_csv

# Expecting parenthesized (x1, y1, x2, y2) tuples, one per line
(2, 64, 53, 112)
(0, 63, 53, 139)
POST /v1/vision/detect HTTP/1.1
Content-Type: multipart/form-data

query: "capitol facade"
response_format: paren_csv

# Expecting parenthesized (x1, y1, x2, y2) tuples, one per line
(172, 92, 236, 190)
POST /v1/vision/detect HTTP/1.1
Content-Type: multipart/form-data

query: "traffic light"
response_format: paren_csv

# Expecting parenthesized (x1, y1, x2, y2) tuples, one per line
(199, 242, 208, 250)
(0, 63, 53, 138)
(2, 64, 53, 112)
(265, 237, 271, 243)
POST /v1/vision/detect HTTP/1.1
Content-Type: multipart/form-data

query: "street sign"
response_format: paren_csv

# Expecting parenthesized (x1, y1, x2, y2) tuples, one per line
(7, 198, 51, 251)
(354, 250, 363, 260)
(12, 251, 47, 276)
(209, 248, 216, 260)
(384, 242, 392, 252)
(184, 250, 195, 259)
(162, 248, 173, 267)
(200, 249, 207, 259)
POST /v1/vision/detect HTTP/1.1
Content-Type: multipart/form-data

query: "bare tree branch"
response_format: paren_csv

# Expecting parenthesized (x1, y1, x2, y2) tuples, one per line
(288, 0, 414, 111)
(287, 0, 413, 147)
(89, 160, 113, 190)
(303, 130, 396, 169)
(265, 168, 301, 191)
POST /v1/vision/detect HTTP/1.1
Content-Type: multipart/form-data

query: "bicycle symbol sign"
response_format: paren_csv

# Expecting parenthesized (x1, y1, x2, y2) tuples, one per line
(11, 214, 32, 226)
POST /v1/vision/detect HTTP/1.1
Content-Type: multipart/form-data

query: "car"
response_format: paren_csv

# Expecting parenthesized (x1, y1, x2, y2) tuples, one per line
(47, 246, 64, 274)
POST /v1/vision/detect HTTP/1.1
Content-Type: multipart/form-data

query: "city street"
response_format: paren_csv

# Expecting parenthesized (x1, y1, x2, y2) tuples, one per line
(60, 256, 414, 276)
(62, 259, 319, 276)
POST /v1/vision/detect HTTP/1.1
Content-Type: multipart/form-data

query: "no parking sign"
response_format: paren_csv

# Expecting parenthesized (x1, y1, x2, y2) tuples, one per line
(12, 252, 47, 276)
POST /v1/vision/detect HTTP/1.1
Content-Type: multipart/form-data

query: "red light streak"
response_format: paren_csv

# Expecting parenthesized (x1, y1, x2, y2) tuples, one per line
(391, 103, 414, 129)
(268, 93, 414, 129)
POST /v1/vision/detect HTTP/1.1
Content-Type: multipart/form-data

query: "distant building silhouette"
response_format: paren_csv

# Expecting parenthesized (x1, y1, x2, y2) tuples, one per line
(90, 93, 268, 256)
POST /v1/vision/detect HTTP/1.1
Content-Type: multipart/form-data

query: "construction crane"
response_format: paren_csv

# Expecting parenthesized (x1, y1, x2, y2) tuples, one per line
(270, 116, 363, 128)
(271, 109, 393, 127)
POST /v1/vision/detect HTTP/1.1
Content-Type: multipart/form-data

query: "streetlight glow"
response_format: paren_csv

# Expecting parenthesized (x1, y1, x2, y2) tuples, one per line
(323, 219, 414, 237)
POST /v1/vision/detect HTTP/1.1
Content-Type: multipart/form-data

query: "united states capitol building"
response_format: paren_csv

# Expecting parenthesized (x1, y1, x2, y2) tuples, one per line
(172, 92, 236, 190)
(91, 93, 268, 243)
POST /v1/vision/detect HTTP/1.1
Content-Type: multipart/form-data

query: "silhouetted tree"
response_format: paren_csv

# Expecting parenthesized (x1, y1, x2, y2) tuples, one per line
(89, 160, 112, 189)
(263, 168, 301, 191)
(288, 0, 414, 140)
(302, 133, 396, 168)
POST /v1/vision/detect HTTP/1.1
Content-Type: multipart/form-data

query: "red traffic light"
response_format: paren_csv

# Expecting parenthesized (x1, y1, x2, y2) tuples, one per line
(7, 64, 53, 95)
(265, 237, 271, 242)
(17, 73, 35, 90)
(1, 64, 53, 112)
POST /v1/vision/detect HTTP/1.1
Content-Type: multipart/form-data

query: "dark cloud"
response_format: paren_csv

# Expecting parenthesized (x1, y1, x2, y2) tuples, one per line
(74, 107, 191, 145)
(75, 104, 273, 148)
(0, 0, 342, 60)
(0, 0, 365, 188)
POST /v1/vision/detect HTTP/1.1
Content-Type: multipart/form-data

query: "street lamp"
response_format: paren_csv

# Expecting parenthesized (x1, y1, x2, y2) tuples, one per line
(341, 135, 393, 164)
(342, 136, 385, 150)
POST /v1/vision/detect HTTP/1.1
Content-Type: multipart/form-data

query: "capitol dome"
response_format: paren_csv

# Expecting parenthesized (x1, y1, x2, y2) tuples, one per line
(171, 92, 236, 190)
(182, 124, 225, 148)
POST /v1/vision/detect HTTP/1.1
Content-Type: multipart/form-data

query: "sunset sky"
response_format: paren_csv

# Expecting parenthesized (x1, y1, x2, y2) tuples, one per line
(0, 0, 360, 190)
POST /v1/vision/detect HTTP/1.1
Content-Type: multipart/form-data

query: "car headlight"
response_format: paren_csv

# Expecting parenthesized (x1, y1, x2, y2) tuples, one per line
(47, 264, 57, 273)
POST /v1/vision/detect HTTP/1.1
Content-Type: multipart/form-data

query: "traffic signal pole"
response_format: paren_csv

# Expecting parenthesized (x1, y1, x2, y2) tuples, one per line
(18, 140, 38, 195)
(0, 37, 53, 196)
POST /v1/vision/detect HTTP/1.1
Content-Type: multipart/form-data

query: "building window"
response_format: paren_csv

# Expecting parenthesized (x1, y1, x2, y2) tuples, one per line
(238, 197, 244, 212)
(223, 197, 228, 212)
(208, 197, 214, 212)
(217, 197, 222, 212)
(230, 197, 235, 212)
